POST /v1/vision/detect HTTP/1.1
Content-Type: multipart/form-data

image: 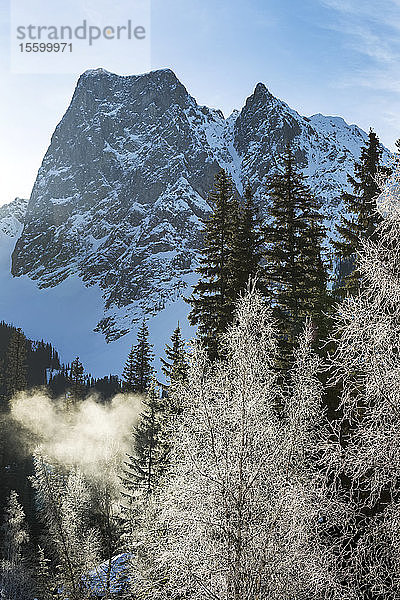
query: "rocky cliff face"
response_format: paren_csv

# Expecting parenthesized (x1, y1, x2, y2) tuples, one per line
(0, 198, 27, 240)
(9, 68, 390, 341)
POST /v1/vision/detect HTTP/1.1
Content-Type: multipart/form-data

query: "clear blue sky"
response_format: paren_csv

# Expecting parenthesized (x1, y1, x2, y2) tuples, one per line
(1, 0, 400, 205)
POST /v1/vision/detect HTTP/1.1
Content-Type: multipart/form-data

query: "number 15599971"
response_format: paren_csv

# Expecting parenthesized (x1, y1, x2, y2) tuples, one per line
(19, 43, 73, 52)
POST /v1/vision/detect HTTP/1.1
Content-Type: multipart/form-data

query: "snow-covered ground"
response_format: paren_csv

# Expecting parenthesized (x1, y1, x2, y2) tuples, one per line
(0, 226, 195, 379)
(84, 553, 132, 596)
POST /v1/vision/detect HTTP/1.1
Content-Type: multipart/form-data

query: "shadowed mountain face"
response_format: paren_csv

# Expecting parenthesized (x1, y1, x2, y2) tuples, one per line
(8, 68, 389, 341)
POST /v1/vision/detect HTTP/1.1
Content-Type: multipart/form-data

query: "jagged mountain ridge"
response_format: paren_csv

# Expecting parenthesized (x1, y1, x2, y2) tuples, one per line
(8, 68, 390, 341)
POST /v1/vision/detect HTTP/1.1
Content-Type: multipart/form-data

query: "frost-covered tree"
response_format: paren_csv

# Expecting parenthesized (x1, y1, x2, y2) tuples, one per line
(0, 491, 32, 600)
(31, 457, 100, 600)
(329, 155, 400, 598)
(89, 471, 126, 598)
(130, 289, 348, 600)
(35, 545, 55, 600)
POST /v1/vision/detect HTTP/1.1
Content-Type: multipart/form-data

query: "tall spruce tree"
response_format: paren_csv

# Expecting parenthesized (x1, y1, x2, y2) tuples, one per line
(122, 319, 154, 394)
(122, 347, 136, 393)
(160, 324, 188, 388)
(188, 169, 238, 360)
(120, 381, 172, 579)
(333, 128, 388, 296)
(227, 183, 264, 301)
(122, 380, 170, 499)
(263, 146, 328, 359)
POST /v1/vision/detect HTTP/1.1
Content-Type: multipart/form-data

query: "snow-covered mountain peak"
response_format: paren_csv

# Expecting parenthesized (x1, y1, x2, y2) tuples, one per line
(252, 82, 275, 99)
(76, 66, 189, 104)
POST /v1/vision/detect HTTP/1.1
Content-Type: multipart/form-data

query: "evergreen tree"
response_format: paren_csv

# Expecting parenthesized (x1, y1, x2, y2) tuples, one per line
(122, 319, 154, 394)
(67, 357, 85, 407)
(0, 323, 62, 397)
(122, 381, 170, 500)
(90, 374, 121, 401)
(333, 128, 388, 296)
(160, 323, 188, 397)
(301, 217, 331, 341)
(122, 347, 136, 393)
(187, 169, 239, 360)
(263, 146, 328, 359)
(2, 328, 27, 406)
(121, 380, 174, 588)
(227, 183, 264, 301)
